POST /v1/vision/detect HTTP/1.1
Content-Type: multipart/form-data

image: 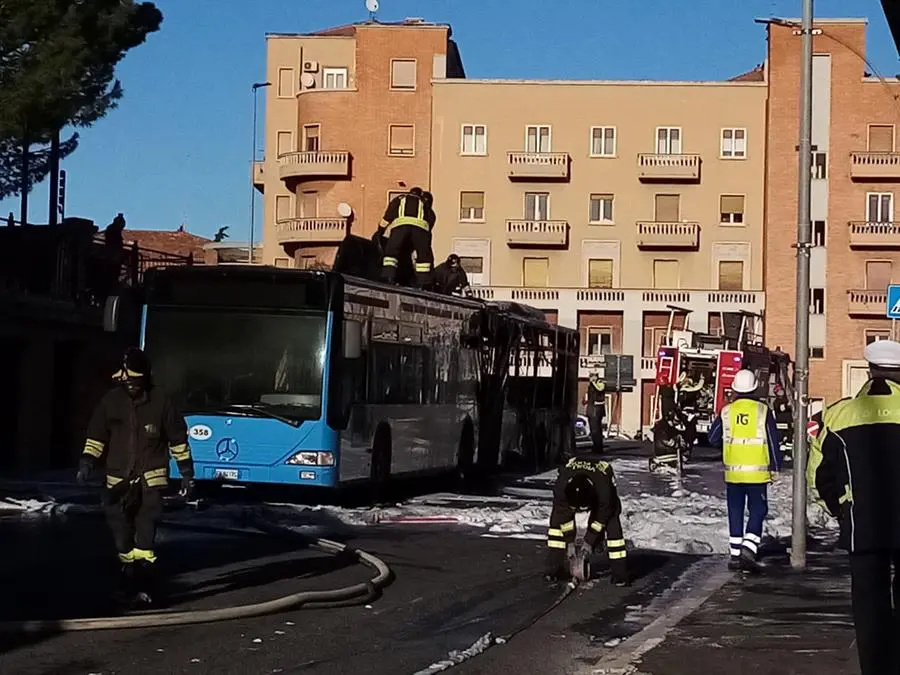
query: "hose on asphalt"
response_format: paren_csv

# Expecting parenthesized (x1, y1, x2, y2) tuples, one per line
(0, 507, 392, 634)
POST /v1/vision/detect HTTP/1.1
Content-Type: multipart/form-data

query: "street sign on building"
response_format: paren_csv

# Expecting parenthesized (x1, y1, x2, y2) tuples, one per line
(887, 284, 900, 318)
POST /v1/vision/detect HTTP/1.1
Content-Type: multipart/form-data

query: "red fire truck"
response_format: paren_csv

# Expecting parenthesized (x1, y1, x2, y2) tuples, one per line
(651, 306, 793, 444)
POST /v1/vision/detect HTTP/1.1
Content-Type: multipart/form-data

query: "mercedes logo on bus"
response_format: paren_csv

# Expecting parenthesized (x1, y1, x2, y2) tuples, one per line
(216, 438, 239, 461)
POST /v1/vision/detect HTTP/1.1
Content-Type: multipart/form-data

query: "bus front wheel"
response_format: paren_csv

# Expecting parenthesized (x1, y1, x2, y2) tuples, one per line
(370, 423, 392, 503)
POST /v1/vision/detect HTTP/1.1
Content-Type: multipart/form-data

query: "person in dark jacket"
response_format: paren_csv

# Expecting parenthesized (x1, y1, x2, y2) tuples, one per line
(584, 374, 606, 453)
(545, 452, 629, 586)
(814, 339, 900, 675)
(76, 347, 194, 603)
(433, 254, 472, 296)
(379, 187, 436, 288)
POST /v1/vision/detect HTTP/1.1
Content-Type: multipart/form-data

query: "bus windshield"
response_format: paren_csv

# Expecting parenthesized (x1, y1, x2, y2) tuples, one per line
(145, 307, 327, 423)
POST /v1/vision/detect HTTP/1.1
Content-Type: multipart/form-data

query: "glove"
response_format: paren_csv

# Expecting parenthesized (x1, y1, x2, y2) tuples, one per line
(179, 476, 195, 500)
(76, 457, 94, 484)
(544, 551, 570, 582)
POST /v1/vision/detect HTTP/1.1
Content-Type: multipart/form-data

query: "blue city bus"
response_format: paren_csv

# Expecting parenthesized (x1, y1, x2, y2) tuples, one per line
(103, 265, 578, 490)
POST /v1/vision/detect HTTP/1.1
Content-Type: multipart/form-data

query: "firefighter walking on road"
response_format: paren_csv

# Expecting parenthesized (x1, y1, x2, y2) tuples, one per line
(707, 369, 780, 572)
(76, 347, 195, 605)
(545, 452, 629, 586)
(379, 186, 436, 288)
(584, 374, 606, 453)
(813, 340, 900, 675)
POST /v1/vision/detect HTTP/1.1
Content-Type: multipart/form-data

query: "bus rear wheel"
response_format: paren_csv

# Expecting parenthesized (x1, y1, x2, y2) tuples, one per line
(370, 423, 392, 504)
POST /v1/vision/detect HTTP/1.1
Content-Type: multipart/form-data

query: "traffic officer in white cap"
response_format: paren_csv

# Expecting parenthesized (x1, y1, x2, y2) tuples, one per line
(813, 339, 900, 675)
(708, 369, 781, 572)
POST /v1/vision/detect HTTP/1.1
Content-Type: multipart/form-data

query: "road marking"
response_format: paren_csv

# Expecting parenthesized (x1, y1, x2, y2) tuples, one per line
(578, 556, 734, 675)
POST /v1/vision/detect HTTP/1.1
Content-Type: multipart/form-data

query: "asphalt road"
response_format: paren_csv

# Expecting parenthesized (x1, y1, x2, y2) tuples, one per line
(0, 508, 693, 675)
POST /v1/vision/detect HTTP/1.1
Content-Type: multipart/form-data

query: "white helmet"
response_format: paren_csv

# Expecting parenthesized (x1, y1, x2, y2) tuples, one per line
(731, 369, 758, 394)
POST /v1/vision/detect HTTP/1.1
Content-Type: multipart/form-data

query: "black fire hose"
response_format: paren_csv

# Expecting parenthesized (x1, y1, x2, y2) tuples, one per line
(0, 507, 392, 634)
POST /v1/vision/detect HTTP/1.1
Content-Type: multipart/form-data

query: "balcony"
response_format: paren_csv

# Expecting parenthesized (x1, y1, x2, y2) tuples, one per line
(641, 357, 657, 377)
(849, 221, 900, 248)
(275, 218, 347, 245)
(637, 153, 701, 182)
(506, 220, 568, 248)
(507, 151, 570, 180)
(278, 151, 350, 182)
(252, 161, 264, 193)
(850, 152, 900, 180)
(847, 290, 887, 316)
(636, 221, 700, 250)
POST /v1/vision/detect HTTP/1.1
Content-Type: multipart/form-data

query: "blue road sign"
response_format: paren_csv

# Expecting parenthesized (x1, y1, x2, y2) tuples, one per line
(887, 285, 900, 318)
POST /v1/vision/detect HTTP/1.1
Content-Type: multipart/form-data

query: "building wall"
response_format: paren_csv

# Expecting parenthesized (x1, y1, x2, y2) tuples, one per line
(430, 80, 768, 291)
(765, 19, 900, 405)
(261, 24, 453, 267)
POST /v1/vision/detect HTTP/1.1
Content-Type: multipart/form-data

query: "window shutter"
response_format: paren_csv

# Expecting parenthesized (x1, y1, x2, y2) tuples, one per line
(868, 125, 894, 152)
(866, 260, 892, 290)
(588, 259, 613, 288)
(652, 260, 679, 288)
(718, 261, 744, 290)
(391, 60, 417, 88)
(460, 192, 484, 209)
(390, 125, 415, 153)
(654, 194, 680, 222)
(720, 195, 744, 214)
(523, 258, 549, 287)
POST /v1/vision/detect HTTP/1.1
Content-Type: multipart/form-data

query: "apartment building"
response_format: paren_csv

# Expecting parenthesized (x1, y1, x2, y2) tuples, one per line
(256, 19, 464, 268)
(431, 80, 767, 433)
(764, 18, 900, 406)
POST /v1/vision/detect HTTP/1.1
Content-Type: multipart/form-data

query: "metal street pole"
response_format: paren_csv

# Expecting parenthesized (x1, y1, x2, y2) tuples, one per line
(791, 0, 815, 571)
(248, 82, 270, 263)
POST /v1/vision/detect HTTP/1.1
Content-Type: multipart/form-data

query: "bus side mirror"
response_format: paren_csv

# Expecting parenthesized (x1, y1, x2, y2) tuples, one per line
(103, 295, 120, 333)
(343, 319, 362, 359)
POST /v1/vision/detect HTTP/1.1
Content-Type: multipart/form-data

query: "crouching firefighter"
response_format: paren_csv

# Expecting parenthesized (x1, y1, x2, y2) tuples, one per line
(545, 455, 629, 586)
(708, 369, 780, 572)
(379, 187, 436, 288)
(76, 347, 195, 604)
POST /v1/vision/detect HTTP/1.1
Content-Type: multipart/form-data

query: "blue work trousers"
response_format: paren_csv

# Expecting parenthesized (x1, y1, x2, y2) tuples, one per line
(726, 482, 768, 559)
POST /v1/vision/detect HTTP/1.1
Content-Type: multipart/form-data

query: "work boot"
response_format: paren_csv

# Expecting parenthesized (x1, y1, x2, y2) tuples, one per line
(132, 560, 157, 605)
(739, 547, 763, 574)
(728, 556, 741, 571)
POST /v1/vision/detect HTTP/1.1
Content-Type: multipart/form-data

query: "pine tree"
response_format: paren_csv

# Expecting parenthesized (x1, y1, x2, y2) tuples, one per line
(0, 0, 163, 200)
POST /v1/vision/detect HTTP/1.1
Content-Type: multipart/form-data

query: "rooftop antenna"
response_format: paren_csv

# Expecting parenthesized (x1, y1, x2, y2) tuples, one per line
(365, 0, 379, 22)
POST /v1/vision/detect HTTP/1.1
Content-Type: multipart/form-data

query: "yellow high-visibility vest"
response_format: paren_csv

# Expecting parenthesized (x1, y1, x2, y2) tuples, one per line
(721, 398, 771, 484)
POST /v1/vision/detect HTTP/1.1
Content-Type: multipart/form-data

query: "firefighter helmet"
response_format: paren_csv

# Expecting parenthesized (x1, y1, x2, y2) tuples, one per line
(113, 347, 151, 382)
(564, 473, 597, 510)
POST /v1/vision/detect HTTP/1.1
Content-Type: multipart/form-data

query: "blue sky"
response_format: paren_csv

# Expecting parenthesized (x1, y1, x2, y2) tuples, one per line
(4, 0, 899, 240)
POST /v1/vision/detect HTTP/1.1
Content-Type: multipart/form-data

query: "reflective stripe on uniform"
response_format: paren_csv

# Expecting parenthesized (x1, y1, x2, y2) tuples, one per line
(415, 262, 432, 272)
(143, 467, 168, 488)
(112, 368, 144, 381)
(118, 550, 135, 564)
(83, 439, 105, 458)
(607, 537, 627, 559)
(548, 528, 564, 537)
(839, 485, 853, 504)
(169, 443, 191, 462)
(547, 540, 566, 549)
(722, 399, 771, 484)
(106, 475, 124, 488)
(382, 256, 398, 267)
(608, 550, 627, 559)
(132, 548, 157, 563)
(388, 218, 429, 231)
(590, 520, 604, 532)
(559, 521, 575, 532)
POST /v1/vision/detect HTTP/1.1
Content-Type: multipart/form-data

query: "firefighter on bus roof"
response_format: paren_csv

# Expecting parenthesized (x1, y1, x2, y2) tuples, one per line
(76, 348, 194, 605)
(378, 187, 436, 288)
(707, 369, 780, 572)
(545, 451, 629, 586)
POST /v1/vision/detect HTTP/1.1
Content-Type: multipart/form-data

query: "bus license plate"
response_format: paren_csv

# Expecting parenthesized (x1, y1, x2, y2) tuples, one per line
(215, 469, 239, 480)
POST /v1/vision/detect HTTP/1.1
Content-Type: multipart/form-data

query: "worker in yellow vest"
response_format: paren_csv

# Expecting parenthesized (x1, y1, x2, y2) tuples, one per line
(707, 369, 781, 572)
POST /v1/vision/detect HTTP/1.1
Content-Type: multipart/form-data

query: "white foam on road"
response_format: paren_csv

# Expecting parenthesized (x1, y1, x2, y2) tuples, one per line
(0, 497, 56, 514)
(411, 632, 496, 675)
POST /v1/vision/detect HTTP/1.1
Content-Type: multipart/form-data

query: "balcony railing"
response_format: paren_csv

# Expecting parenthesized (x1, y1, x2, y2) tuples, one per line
(275, 218, 347, 244)
(278, 151, 350, 181)
(637, 153, 701, 181)
(850, 152, 900, 180)
(847, 290, 887, 316)
(252, 160, 265, 192)
(507, 151, 570, 180)
(636, 221, 700, 249)
(469, 286, 764, 315)
(641, 356, 657, 373)
(506, 219, 568, 247)
(848, 221, 900, 248)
